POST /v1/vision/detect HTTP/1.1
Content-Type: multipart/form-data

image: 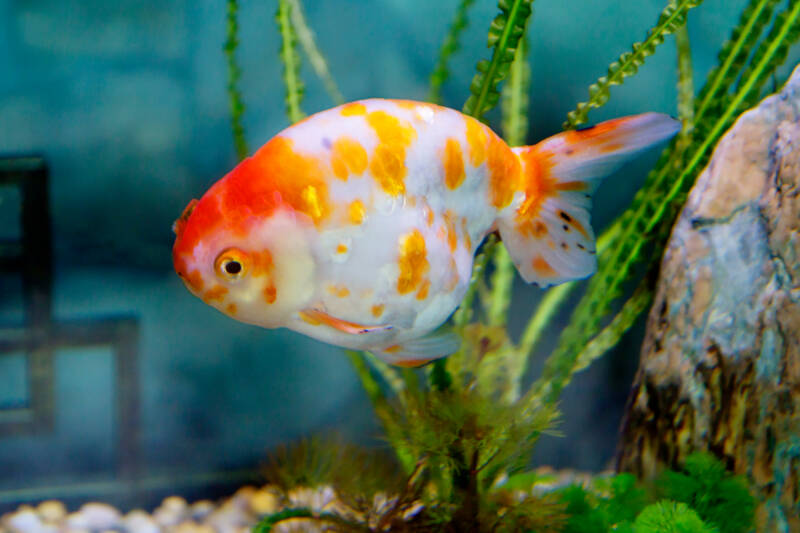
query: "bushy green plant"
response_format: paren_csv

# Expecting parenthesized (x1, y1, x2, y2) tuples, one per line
(217, 0, 797, 529)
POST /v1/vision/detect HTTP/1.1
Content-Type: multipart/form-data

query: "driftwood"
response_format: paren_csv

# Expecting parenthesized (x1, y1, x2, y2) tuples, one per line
(616, 65, 800, 529)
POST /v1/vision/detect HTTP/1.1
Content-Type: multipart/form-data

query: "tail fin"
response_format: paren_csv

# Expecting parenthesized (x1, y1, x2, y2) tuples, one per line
(497, 113, 680, 287)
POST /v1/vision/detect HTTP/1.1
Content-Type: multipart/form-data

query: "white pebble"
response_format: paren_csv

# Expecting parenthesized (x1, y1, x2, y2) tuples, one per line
(190, 500, 215, 521)
(4, 508, 43, 532)
(78, 503, 121, 530)
(36, 501, 66, 523)
(122, 510, 160, 533)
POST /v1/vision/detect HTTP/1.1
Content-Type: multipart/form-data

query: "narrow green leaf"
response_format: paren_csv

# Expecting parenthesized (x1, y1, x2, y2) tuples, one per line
(224, 0, 248, 160)
(563, 0, 704, 129)
(430, 0, 477, 104)
(276, 0, 306, 124)
(286, 0, 345, 105)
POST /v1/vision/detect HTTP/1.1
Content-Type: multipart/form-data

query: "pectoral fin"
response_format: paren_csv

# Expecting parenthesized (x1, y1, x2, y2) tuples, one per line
(299, 308, 393, 335)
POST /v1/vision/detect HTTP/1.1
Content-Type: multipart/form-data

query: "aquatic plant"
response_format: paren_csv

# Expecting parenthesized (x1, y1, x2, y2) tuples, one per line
(217, 0, 800, 529)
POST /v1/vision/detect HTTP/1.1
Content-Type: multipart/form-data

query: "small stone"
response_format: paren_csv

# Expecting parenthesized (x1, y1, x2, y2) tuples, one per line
(189, 500, 215, 521)
(64, 511, 91, 530)
(36, 501, 66, 523)
(4, 508, 43, 532)
(249, 489, 279, 516)
(162, 495, 188, 513)
(122, 510, 160, 533)
(78, 503, 121, 530)
(173, 521, 215, 533)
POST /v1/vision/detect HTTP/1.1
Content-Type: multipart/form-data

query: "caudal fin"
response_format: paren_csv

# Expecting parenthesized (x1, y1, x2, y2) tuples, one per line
(497, 113, 680, 287)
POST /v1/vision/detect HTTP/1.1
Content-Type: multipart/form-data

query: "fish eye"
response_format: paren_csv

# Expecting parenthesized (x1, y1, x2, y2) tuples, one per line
(214, 248, 249, 282)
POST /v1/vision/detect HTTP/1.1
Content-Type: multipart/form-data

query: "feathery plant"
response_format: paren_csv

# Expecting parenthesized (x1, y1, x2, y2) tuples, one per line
(219, 0, 798, 529)
(224, 0, 248, 160)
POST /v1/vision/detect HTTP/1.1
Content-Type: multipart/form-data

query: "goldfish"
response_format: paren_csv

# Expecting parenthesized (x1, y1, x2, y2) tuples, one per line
(173, 99, 678, 366)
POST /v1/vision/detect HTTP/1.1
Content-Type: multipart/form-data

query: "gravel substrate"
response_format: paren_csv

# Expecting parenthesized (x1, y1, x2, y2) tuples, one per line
(0, 468, 604, 532)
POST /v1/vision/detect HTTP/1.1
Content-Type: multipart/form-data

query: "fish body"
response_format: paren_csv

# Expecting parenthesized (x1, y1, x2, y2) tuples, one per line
(173, 99, 678, 365)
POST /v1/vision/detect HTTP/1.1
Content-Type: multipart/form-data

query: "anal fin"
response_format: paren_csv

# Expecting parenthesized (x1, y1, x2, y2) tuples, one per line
(372, 331, 461, 367)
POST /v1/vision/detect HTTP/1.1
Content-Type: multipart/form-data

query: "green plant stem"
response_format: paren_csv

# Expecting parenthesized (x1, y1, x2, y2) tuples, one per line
(276, 0, 306, 124)
(675, 23, 695, 143)
(430, 0, 477, 104)
(694, 0, 779, 123)
(224, 0, 248, 160)
(453, 234, 498, 327)
(286, 0, 345, 105)
(346, 351, 416, 473)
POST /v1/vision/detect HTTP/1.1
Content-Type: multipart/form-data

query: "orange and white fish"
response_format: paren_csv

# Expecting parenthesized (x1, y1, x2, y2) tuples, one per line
(172, 99, 678, 366)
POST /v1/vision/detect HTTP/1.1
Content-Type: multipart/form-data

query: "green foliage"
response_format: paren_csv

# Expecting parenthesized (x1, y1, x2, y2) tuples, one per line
(463, 0, 534, 120)
(536, 0, 800, 406)
(262, 435, 404, 498)
(557, 474, 647, 533)
(276, 0, 306, 124)
(633, 501, 717, 533)
(656, 452, 755, 533)
(564, 0, 704, 129)
(429, 0, 477, 104)
(286, 0, 344, 105)
(224, 0, 248, 160)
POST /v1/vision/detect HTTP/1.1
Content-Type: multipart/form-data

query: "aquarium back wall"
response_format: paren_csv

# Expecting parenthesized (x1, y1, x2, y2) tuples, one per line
(0, 0, 765, 510)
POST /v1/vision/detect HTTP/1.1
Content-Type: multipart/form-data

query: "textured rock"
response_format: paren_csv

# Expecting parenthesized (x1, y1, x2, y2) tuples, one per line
(617, 65, 800, 529)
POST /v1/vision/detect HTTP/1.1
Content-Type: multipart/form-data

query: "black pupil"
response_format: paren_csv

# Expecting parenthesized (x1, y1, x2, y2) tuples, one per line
(224, 261, 242, 275)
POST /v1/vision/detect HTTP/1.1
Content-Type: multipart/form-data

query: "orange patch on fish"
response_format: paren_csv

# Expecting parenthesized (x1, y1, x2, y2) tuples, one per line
(340, 102, 367, 116)
(203, 285, 228, 303)
(336, 243, 348, 254)
(348, 199, 365, 224)
(446, 257, 459, 292)
(263, 284, 277, 304)
(327, 284, 350, 298)
(443, 210, 458, 252)
(464, 117, 488, 166)
(443, 138, 465, 189)
(461, 217, 472, 250)
(250, 249, 274, 277)
(558, 210, 590, 239)
(370, 144, 407, 196)
(424, 204, 434, 227)
(228, 137, 330, 227)
(371, 304, 385, 318)
(366, 111, 416, 196)
(519, 220, 549, 239)
(416, 279, 430, 300)
(226, 303, 237, 315)
(182, 269, 204, 293)
(397, 229, 429, 294)
(531, 255, 557, 277)
(487, 134, 521, 209)
(393, 357, 434, 368)
(330, 136, 368, 180)
(515, 146, 558, 224)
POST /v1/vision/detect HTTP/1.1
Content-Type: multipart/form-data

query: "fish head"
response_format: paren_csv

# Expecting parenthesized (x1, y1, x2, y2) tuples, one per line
(172, 159, 316, 328)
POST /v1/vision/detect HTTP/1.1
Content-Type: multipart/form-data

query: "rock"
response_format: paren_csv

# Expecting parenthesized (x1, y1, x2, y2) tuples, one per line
(78, 502, 122, 530)
(249, 488, 280, 516)
(3, 508, 43, 532)
(616, 63, 800, 531)
(189, 500, 215, 522)
(35, 500, 66, 523)
(122, 510, 160, 533)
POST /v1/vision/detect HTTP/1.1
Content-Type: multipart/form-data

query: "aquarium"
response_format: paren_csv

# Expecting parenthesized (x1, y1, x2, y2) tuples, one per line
(0, 0, 798, 531)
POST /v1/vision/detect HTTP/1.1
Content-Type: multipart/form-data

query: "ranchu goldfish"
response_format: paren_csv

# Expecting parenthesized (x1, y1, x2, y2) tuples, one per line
(173, 99, 678, 366)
